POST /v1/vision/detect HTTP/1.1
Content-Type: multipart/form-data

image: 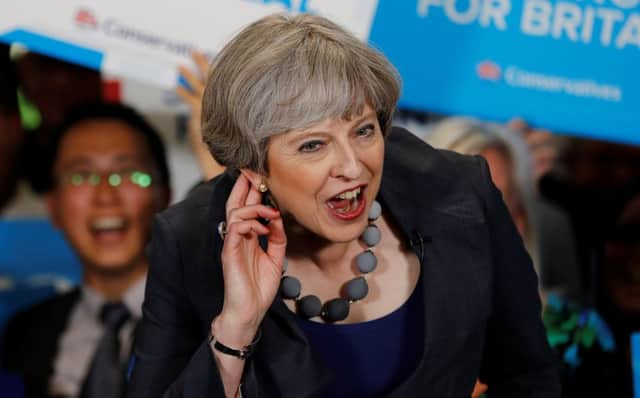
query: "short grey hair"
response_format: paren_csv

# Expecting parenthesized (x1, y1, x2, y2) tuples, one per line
(201, 13, 401, 174)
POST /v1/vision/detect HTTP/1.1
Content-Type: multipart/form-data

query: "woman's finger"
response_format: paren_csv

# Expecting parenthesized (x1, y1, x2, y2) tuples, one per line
(227, 204, 280, 224)
(526, 130, 554, 148)
(175, 85, 200, 107)
(506, 118, 528, 133)
(245, 182, 262, 207)
(223, 219, 270, 247)
(265, 215, 287, 270)
(226, 174, 251, 217)
(178, 65, 205, 95)
(193, 51, 210, 77)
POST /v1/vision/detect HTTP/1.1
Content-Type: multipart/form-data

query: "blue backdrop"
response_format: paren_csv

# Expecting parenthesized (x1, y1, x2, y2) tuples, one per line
(369, 0, 640, 145)
(1, 0, 638, 144)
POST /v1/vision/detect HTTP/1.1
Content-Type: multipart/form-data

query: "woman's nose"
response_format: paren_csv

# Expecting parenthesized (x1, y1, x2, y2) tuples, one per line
(331, 144, 362, 180)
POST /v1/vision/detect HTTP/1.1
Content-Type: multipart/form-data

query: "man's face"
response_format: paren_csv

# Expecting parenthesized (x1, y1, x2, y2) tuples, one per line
(47, 119, 167, 275)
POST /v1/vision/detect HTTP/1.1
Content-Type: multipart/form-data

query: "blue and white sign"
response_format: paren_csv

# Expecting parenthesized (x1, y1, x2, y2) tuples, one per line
(0, 0, 378, 89)
(631, 332, 640, 398)
(1, 0, 638, 145)
(633, 332, 640, 398)
(368, 0, 640, 145)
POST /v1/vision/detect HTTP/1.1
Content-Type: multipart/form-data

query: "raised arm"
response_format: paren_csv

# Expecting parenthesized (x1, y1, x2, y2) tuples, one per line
(176, 51, 225, 180)
(128, 174, 285, 398)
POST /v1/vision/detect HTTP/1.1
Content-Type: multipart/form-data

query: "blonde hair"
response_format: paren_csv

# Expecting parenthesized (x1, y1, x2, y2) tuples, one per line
(201, 13, 401, 174)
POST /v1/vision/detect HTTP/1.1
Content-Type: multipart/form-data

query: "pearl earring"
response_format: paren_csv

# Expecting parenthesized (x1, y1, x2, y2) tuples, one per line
(259, 183, 268, 193)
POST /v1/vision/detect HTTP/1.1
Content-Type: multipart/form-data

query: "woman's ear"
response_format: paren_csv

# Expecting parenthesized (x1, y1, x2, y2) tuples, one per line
(239, 168, 265, 191)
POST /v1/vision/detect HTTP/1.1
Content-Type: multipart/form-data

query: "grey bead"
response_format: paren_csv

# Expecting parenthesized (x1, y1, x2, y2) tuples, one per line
(280, 276, 301, 299)
(356, 250, 377, 273)
(322, 298, 349, 323)
(368, 200, 382, 221)
(297, 295, 322, 318)
(345, 277, 368, 301)
(361, 225, 381, 247)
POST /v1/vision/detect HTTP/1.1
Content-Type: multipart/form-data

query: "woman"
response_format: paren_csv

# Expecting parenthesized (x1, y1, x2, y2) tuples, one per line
(426, 117, 582, 302)
(128, 14, 559, 397)
(425, 117, 586, 397)
(426, 118, 539, 262)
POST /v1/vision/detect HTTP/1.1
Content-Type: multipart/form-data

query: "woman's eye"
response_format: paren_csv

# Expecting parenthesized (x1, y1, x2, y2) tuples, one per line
(356, 124, 375, 137)
(298, 140, 324, 153)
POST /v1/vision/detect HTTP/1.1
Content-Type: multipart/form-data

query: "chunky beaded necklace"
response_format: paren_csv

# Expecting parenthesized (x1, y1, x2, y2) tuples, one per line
(279, 201, 382, 323)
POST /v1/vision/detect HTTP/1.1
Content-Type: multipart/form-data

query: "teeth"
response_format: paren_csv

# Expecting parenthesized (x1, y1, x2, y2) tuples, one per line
(336, 187, 361, 200)
(92, 217, 125, 231)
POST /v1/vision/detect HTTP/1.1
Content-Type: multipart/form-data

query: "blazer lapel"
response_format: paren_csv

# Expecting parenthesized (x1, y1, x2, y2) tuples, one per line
(258, 300, 331, 398)
(380, 132, 491, 395)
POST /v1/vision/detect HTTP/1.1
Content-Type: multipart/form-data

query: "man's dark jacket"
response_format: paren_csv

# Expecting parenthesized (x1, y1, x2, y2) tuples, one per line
(1, 289, 81, 398)
(128, 127, 560, 397)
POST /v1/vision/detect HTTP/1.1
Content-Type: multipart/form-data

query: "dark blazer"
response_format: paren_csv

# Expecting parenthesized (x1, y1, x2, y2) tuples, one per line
(128, 127, 560, 397)
(1, 288, 80, 398)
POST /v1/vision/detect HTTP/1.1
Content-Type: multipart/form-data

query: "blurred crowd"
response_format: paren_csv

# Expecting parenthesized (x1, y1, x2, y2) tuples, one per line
(0, 42, 638, 397)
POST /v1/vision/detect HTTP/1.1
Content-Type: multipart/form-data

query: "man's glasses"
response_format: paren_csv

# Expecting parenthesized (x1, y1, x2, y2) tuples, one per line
(57, 170, 154, 189)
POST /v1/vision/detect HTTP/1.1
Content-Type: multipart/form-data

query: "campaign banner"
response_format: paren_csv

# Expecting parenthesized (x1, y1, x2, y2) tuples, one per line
(1, 0, 638, 145)
(0, 0, 378, 89)
(368, 0, 640, 145)
(0, 219, 81, 329)
(634, 332, 640, 398)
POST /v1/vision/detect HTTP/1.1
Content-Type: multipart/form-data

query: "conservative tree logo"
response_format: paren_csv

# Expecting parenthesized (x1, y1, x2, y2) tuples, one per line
(74, 9, 98, 30)
(477, 60, 502, 81)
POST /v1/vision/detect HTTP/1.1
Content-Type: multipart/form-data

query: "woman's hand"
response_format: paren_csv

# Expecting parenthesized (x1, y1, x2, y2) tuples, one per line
(176, 51, 225, 180)
(214, 174, 287, 342)
(506, 118, 558, 184)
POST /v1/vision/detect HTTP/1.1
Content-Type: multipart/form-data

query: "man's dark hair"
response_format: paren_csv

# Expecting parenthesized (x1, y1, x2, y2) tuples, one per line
(46, 102, 171, 190)
(0, 44, 17, 112)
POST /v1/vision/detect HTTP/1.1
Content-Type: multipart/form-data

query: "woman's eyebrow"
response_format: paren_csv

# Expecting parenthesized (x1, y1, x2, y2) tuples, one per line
(283, 110, 378, 145)
(284, 129, 326, 145)
(351, 110, 377, 125)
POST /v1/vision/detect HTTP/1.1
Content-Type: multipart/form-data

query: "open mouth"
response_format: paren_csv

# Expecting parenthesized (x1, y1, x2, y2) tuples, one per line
(326, 186, 366, 220)
(89, 216, 128, 241)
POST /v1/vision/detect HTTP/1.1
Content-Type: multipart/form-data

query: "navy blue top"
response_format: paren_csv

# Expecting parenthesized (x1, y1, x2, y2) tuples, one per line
(296, 276, 425, 397)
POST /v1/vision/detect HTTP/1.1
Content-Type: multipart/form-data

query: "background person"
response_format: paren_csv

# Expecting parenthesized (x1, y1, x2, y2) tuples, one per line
(1, 103, 171, 398)
(426, 117, 581, 301)
(128, 14, 559, 398)
(0, 44, 23, 212)
(176, 51, 225, 181)
(562, 187, 640, 398)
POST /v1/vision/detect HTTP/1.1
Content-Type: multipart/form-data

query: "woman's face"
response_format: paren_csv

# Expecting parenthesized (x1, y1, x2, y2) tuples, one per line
(264, 104, 384, 243)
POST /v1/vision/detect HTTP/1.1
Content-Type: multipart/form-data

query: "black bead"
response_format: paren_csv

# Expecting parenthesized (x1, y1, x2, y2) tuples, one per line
(297, 295, 322, 318)
(322, 298, 349, 322)
(280, 276, 301, 299)
(345, 277, 368, 301)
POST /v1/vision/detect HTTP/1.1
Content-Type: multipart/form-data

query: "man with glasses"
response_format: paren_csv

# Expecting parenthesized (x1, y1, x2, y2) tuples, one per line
(1, 103, 171, 398)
